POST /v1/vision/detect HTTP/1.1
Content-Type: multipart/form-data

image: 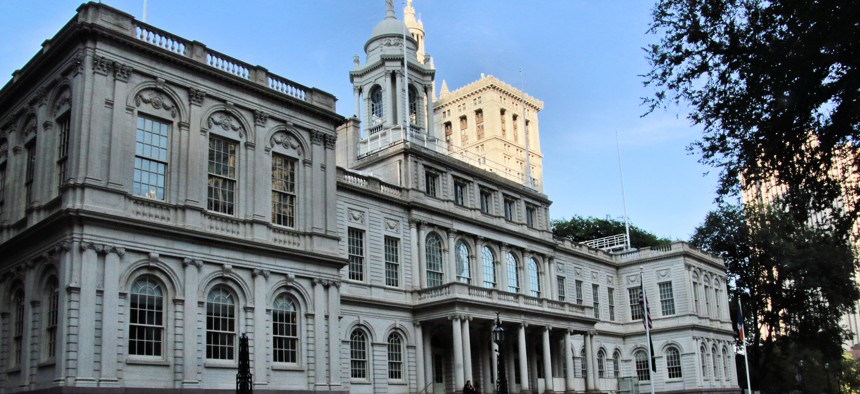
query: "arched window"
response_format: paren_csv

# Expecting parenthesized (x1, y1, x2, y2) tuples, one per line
(666, 346, 682, 379)
(597, 349, 606, 378)
(700, 346, 708, 379)
(527, 257, 540, 297)
(426, 234, 444, 287)
(722, 346, 730, 380)
(12, 288, 25, 367)
(272, 294, 298, 364)
(388, 333, 404, 380)
(455, 241, 471, 284)
(129, 277, 164, 357)
(613, 350, 621, 378)
(481, 246, 496, 288)
(206, 286, 236, 360)
(634, 350, 650, 381)
(580, 348, 587, 378)
(350, 329, 368, 379)
(506, 252, 519, 293)
(370, 86, 383, 125)
(712, 346, 719, 379)
(44, 276, 59, 360)
(408, 86, 419, 126)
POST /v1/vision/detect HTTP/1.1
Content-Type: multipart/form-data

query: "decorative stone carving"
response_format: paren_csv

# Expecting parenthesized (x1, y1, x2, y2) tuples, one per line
(574, 266, 582, 277)
(71, 51, 85, 75)
(591, 271, 598, 280)
(657, 268, 669, 278)
(93, 55, 112, 74)
(182, 257, 203, 269)
(208, 112, 243, 133)
(135, 90, 177, 118)
(148, 252, 160, 263)
(253, 110, 268, 126)
(348, 208, 365, 225)
(284, 272, 297, 284)
(114, 62, 133, 82)
(324, 134, 336, 150)
(607, 275, 614, 285)
(55, 89, 72, 113)
(252, 268, 270, 279)
(189, 87, 206, 106)
(310, 130, 324, 145)
(384, 218, 400, 233)
(626, 274, 639, 285)
(270, 131, 303, 156)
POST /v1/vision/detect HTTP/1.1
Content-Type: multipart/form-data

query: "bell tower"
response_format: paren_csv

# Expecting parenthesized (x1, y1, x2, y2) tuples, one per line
(348, 0, 436, 157)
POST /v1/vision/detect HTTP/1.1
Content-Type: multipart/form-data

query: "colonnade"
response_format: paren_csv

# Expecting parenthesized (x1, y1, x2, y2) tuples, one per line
(414, 315, 599, 394)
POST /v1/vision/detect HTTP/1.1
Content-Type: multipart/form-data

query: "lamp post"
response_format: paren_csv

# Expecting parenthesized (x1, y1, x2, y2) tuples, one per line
(493, 313, 509, 394)
(237, 333, 252, 394)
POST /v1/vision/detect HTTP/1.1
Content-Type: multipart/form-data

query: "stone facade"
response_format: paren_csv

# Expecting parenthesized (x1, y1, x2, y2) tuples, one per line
(0, 2, 738, 394)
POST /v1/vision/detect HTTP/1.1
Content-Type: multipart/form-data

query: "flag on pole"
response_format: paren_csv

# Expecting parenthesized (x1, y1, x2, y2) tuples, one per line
(736, 302, 745, 341)
(639, 285, 656, 372)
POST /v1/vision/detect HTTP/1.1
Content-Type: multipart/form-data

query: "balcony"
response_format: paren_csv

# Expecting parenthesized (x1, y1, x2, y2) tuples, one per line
(414, 282, 589, 317)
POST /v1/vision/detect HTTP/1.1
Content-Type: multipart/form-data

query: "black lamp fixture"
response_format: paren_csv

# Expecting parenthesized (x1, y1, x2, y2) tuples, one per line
(493, 312, 509, 394)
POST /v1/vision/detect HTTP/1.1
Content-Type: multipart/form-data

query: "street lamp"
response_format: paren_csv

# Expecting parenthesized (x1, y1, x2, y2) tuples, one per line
(493, 313, 509, 394)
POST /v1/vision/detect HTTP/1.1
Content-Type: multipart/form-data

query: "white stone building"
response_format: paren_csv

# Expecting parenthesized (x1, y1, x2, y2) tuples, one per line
(0, 2, 738, 393)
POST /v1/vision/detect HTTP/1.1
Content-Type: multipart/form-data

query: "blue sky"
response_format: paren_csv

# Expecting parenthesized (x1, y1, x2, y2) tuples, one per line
(0, 0, 720, 241)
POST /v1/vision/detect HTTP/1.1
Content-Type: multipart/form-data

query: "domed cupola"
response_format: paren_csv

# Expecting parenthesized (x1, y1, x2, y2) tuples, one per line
(364, 0, 418, 62)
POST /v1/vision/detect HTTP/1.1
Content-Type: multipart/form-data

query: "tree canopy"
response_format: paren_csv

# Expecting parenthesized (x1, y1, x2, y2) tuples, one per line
(552, 215, 672, 249)
(691, 203, 859, 392)
(644, 0, 860, 235)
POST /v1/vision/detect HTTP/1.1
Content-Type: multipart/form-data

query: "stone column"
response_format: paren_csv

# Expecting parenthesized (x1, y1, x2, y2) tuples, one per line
(327, 281, 342, 388)
(564, 331, 575, 393)
(584, 332, 595, 392)
(181, 258, 201, 387)
(474, 237, 485, 288)
(452, 316, 465, 392)
(411, 220, 420, 289)
(54, 243, 71, 384)
(354, 86, 361, 119)
(423, 324, 433, 391)
(490, 328, 499, 393)
(418, 223, 427, 287)
(546, 257, 556, 300)
(542, 327, 554, 392)
(415, 322, 426, 392)
(483, 325, 493, 394)
(76, 242, 101, 386)
(448, 230, 457, 284)
(313, 278, 326, 387)
(253, 270, 270, 386)
(99, 247, 124, 384)
(394, 71, 403, 125)
(499, 244, 509, 292)
(425, 85, 434, 136)
(462, 317, 473, 384)
(518, 324, 530, 392)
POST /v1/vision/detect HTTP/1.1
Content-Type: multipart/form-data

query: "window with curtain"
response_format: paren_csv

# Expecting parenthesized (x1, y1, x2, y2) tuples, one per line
(455, 241, 471, 284)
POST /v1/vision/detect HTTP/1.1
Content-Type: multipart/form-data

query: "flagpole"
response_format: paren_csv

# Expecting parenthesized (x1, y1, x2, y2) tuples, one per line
(402, 1, 410, 144)
(617, 130, 632, 250)
(640, 268, 655, 394)
(739, 299, 752, 394)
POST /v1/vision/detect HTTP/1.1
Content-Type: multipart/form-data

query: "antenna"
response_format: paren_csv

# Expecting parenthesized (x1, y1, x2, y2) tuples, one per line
(616, 130, 632, 250)
(520, 68, 532, 188)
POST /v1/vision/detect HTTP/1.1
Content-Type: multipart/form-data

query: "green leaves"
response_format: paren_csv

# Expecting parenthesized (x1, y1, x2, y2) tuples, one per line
(551, 215, 672, 249)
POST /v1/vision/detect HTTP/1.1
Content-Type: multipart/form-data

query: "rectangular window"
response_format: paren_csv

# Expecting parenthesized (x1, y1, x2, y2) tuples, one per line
(500, 109, 506, 137)
(25, 141, 36, 204)
(271, 154, 296, 227)
(56, 112, 70, 189)
(475, 109, 484, 139)
(384, 237, 400, 287)
(459, 116, 468, 144)
(608, 288, 616, 321)
(526, 205, 537, 228)
(444, 122, 453, 137)
(575, 280, 583, 305)
(348, 228, 365, 281)
(480, 189, 491, 214)
(425, 171, 438, 197)
(557, 276, 566, 302)
(704, 285, 711, 316)
(714, 288, 721, 318)
(134, 116, 169, 200)
(504, 197, 514, 221)
(593, 284, 600, 319)
(692, 281, 700, 313)
(659, 282, 676, 316)
(512, 114, 519, 141)
(454, 180, 466, 206)
(207, 136, 237, 214)
(628, 287, 644, 320)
